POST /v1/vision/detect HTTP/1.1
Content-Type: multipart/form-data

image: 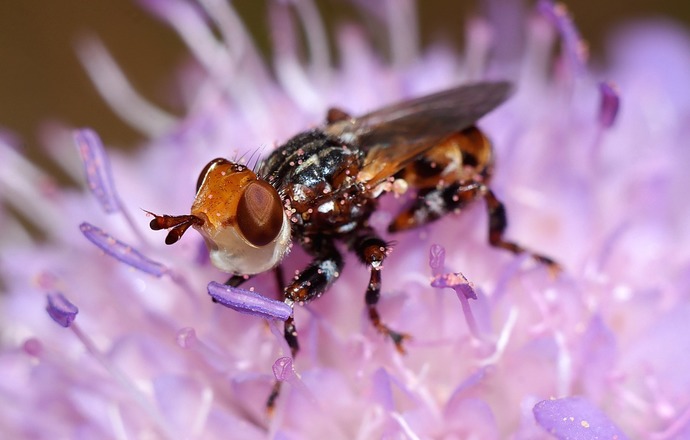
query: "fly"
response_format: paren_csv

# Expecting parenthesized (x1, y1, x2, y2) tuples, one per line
(148, 81, 559, 409)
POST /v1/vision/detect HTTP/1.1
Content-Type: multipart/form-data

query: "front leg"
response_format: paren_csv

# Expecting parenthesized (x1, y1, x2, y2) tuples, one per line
(282, 245, 343, 356)
(350, 230, 410, 353)
(267, 244, 344, 411)
(282, 243, 344, 356)
(224, 274, 252, 287)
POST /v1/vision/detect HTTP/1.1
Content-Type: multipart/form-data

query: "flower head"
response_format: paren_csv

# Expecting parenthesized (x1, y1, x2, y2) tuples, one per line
(2, 1, 690, 438)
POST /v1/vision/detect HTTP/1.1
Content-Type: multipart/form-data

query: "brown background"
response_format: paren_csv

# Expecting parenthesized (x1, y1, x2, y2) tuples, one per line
(1, 0, 689, 153)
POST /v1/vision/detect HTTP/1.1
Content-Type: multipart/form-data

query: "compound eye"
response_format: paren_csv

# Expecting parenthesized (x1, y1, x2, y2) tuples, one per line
(236, 181, 284, 247)
(197, 158, 229, 193)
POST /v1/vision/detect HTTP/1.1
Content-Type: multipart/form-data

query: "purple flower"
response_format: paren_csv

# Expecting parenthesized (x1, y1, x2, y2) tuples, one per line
(2, 1, 690, 438)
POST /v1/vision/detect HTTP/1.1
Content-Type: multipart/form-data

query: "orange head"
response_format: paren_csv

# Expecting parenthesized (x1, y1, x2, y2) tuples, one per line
(149, 158, 291, 275)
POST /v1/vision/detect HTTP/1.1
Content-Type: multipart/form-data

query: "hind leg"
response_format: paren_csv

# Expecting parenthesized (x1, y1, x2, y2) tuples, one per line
(389, 182, 483, 233)
(482, 187, 560, 273)
(482, 188, 559, 270)
(389, 181, 559, 272)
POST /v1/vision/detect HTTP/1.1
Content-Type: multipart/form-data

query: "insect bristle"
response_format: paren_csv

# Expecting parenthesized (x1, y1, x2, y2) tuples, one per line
(247, 146, 265, 173)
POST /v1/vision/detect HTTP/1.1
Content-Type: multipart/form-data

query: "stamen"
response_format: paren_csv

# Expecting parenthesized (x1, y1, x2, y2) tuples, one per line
(436, 276, 480, 340)
(598, 81, 620, 129)
(536, 0, 588, 74)
(267, 319, 293, 357)
(76, 37, 177, 138)
(272, 356, 294, 381)
(521, 13, 557, 87)
(38, 124, 85, 183)
(481, 0, 524, 68)
(142, 0, 274, 138)
(207, 281, 293, 321)
(74, 128, 121, 213)
(348, 0, 386, 21)
(0, 140, 63, 237)
(0, 129, 20, 148)
(75, 128, 151, 244)
(430, 272, 477, 301)
(48, 296, 176, 440)
(371, 368, 394, 409)
(385, 0, 418, 67)
(390, 412, 423, 440)
(80, 222, 168, 277)
(554, 330, 573, 397)
(139, 0, 230, 76)
(164, 269, 202, 312)
(444, 367, 490, 412)
(46, 293, 79, 328)
(464, 19, 493, 81)
(533, 396, 627, 439)
(176, 327, 231, 372)
(649, 406, 690, 440)
(477, 307, 518, 366)
(290, 0, 331, 75)
(22, 338, 43, 357)
(589, 82, 622, 166)
(0, 215, 32, 247)
(194, 0, 248, 63)
(176, 327, 201, 350)
(195, 0, 270, 78)
(272, 356, 318, 406)
(270, 2, 323, 111)
(429, 244, 481, 339)
(428, 244, 446, 276)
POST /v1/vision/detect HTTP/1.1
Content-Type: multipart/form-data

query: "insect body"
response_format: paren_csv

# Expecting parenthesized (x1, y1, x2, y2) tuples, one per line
(149, 81, 558, 407)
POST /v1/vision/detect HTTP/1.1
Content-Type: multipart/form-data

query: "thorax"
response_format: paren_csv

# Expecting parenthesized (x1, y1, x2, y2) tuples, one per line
(259, 130, 373, 238)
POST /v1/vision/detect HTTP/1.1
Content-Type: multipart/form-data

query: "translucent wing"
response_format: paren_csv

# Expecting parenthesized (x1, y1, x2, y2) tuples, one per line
(325, 81, 512, 185)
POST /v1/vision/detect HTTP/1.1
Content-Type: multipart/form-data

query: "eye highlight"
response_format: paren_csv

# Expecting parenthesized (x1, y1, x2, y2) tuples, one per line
(237, 181, 284, 247)
(197, 158, 229, 193)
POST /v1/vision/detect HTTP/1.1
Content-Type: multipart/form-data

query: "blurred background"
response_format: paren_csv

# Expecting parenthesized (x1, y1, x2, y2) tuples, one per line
(1, 0, 689, 154)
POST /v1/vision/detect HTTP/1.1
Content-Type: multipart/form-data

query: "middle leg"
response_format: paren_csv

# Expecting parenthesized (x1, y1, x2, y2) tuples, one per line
(348, 229, 410, 353)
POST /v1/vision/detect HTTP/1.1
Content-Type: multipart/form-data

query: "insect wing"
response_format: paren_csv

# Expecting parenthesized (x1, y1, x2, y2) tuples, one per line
(329, 81, 512, 185)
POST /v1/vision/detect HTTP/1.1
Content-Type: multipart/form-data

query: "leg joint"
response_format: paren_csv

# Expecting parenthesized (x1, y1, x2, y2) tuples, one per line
(355, 236, 389, 266)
